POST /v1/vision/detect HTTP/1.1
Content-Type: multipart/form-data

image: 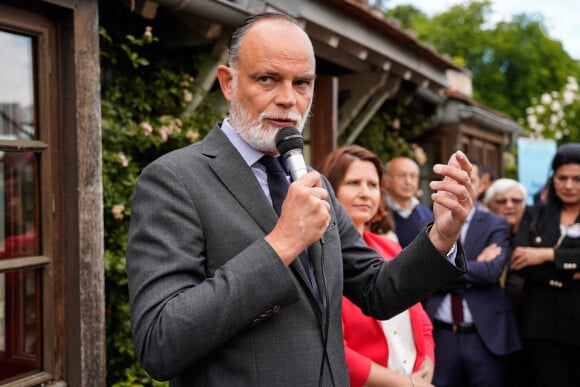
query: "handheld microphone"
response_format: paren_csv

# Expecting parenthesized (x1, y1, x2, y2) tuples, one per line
(275, 126, 307, 181)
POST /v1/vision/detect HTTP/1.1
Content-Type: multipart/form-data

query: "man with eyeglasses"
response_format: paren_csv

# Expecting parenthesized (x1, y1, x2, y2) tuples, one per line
(422, 158, 522, 387)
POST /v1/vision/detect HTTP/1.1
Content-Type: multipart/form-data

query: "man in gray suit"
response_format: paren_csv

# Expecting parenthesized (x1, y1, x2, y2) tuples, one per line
(126, 12, 473, 386)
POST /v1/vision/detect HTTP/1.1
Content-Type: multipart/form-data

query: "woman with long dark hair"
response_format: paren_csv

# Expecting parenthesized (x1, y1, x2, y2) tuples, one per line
(511, 143, 580, 387)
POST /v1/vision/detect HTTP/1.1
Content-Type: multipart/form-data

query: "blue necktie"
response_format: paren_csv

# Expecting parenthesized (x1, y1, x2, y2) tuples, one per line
(261, 156, 321, 305)
(261, 155, 288, 216)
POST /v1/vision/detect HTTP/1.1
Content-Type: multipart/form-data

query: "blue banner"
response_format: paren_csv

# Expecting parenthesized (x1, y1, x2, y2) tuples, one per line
(517, 138, 557, 204)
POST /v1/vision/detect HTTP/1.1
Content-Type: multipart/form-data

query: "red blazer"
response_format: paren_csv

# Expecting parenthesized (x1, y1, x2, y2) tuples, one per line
(342, 232, 435, 387)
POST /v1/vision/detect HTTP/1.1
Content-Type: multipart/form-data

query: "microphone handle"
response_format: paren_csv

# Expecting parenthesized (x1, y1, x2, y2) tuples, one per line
(284, 150, 308, 181)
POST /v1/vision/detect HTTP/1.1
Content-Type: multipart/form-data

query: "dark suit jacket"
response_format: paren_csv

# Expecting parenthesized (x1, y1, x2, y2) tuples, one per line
(126, 124, 467, 386)
(513, 203, 580, 346)
(423, 204, 521, 356)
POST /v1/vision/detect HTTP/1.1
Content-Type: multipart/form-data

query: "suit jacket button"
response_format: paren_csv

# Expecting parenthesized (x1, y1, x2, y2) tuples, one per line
(252, 318, 262, 326)
(273, 305, 281, 313)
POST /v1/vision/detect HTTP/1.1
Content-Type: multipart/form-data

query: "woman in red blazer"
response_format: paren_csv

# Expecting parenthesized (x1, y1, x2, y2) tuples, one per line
(319, 145, 435, 387)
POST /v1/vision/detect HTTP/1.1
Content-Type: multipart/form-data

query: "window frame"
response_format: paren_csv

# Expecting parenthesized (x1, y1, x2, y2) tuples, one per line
(0, 2, 62, 385)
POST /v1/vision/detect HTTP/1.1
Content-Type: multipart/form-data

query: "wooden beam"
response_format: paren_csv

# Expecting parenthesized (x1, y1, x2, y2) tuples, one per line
(345, 76, 402, 144)
(310, 76, 338, 169)
(338, 70, 388, 136)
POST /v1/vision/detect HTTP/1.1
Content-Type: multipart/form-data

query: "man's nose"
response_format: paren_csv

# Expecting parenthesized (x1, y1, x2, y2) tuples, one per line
(274, 81, 298, 106)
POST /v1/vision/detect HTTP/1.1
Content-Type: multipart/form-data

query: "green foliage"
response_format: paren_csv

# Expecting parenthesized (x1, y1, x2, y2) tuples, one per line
(421, 0, 492, 66)
(478, 14, 579, 119)
(384, 5, 430, 31)
(100, 6, 221, 386)
(386, 1, 580, 118)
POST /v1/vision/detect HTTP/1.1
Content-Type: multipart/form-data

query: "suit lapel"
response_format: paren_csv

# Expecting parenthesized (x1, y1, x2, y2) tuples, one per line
(202, 126, 277, 233)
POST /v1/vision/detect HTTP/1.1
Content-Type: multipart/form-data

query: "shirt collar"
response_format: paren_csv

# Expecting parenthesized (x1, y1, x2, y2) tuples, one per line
(386, 195, 420, 218)
(221, 119, 265, 167)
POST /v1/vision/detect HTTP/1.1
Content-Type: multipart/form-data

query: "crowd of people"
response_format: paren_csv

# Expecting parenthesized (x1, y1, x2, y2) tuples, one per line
(125, 11, 580, 387)
(316, 142, 580, 387)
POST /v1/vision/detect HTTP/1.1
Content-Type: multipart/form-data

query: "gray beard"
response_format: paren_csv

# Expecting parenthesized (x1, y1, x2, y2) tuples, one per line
(228, 94, 310, 153)
(229, 99, 279, 153)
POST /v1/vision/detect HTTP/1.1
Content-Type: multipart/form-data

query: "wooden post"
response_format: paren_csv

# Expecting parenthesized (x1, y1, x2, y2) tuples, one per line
(309, 76, 338, 169)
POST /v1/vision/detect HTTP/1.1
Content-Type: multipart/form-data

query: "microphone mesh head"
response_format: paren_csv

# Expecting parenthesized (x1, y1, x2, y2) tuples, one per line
(275, 126, 304, 156)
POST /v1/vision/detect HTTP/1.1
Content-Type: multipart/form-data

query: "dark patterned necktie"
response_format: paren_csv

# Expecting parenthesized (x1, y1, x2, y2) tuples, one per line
(261, 156, 321, 306)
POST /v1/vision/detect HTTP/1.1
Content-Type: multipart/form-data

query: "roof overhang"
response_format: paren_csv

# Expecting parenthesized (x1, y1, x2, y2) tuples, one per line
(142, 0, 462, 96)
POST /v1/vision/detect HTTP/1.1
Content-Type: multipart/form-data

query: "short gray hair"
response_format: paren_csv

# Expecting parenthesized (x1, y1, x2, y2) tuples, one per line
(227, 12, 301, 68)
(483, 178, 528, 205)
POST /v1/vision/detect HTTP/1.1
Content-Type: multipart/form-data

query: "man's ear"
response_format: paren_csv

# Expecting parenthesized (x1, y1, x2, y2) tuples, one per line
(216, 65, 233, 102)
(384, 175, 391, 190)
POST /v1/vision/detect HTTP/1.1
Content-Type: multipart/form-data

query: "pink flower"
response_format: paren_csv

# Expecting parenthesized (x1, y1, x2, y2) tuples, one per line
(112, 204, 125, 220)
(117, 152, 129, 167)
(143, 26, 153, 43)
(186, 130, 199, 143)
(157, 126, 169, 142)
(140, 122, 153, 136)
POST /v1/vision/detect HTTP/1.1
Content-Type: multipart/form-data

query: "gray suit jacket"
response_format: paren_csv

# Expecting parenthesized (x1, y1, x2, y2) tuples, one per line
(126, 124, 467, 386)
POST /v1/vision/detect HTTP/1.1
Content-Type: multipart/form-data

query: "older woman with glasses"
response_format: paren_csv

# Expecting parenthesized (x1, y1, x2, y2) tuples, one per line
(484, 179, 528, 235)
(482, 178, 529, 387)
(477, 179, 527, 267)
(510, 143, 580, 387)
(483, 179, 528, 302)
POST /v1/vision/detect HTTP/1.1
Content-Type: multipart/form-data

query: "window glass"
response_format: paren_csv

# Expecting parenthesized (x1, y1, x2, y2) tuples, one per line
(0, 152, 38, 259)
(0, 30, 35, 140)
(0, 269, 41, 381)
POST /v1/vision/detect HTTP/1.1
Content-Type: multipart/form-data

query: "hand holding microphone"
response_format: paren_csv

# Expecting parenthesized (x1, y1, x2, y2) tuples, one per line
(264, 127, 330, 266)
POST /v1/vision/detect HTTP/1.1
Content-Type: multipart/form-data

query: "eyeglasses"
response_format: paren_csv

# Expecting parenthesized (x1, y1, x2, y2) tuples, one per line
(391, 173, 419, 180)
(493, 198, 524, 206)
